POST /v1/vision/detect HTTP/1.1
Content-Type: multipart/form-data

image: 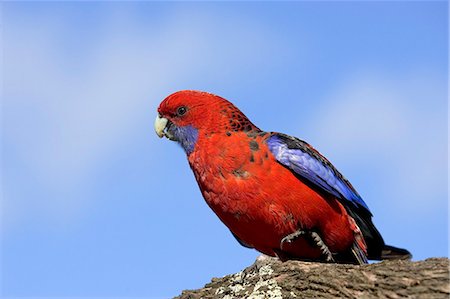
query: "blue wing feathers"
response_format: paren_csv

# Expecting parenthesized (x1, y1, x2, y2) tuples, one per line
(267, 132, 371, 213)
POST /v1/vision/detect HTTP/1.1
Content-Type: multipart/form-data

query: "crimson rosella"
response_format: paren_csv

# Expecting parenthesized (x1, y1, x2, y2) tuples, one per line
(154, 90, 411, 264)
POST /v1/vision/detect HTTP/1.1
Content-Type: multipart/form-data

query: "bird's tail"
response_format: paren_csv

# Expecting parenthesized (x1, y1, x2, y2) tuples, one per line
(381, 244, 412, 260)
(345, 206, 412, 261)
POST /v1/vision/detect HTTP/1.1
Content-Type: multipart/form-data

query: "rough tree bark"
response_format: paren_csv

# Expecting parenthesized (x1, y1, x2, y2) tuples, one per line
(175, 257, 449, 299)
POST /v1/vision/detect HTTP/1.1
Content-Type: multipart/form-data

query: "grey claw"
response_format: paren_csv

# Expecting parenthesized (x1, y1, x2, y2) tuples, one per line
(279, 229, 335, 263)
(280, 230, 306, 249)
(310, 232, 335, 262)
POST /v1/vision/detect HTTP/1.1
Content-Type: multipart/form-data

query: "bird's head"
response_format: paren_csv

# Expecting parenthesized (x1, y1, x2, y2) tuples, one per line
(155, 90, 259, 155)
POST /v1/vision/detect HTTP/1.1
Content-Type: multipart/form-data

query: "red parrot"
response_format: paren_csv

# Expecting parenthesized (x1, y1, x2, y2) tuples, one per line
(155, 90, 411, 264)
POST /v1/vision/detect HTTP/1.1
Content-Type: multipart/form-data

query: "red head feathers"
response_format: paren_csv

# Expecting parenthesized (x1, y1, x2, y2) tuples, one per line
(156, 90, 259, 140)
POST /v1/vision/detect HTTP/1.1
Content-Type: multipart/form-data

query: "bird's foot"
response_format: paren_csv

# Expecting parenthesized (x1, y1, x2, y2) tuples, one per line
(310, 231, 335, 262)
(279, 229, 335, 262)
(280, 229, 306, 250)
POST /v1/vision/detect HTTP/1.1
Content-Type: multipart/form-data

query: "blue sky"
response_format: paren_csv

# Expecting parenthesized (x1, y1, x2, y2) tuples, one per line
(1, 2, 448, 298)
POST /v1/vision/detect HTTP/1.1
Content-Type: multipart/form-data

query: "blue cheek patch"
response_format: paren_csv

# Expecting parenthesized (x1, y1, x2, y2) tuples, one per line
(170, 125, 199, 155)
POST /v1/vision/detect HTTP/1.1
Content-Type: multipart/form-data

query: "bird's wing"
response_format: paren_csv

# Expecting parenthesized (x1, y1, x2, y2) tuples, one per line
(266, 132, 371, 213)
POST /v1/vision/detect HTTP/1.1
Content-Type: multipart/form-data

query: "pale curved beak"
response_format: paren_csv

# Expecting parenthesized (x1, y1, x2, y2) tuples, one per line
(154, 114, 168, 138)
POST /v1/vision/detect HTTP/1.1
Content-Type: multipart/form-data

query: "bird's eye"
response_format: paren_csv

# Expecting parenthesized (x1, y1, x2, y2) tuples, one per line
(177, 106, 187, 116)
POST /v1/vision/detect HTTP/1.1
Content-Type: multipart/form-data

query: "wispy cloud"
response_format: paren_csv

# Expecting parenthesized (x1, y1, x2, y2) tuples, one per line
(304, 71, 447, 211)
(2, 6, 287, 231)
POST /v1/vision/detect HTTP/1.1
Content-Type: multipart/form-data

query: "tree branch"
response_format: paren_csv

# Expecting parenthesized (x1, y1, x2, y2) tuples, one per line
(176, 257, 449, 298)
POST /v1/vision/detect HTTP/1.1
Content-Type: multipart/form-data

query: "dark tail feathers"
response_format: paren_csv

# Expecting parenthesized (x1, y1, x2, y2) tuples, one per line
(380, 244, 412, 260)
(345, 206, 412, 261)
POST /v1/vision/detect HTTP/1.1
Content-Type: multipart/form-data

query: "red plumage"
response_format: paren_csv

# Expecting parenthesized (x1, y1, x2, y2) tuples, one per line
(190, 131, 355, 259)
(155, 90, 410, 264)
